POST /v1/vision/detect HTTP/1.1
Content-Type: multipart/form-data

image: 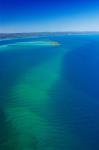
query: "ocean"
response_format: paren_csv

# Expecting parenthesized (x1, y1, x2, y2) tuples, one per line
(0, 34, 99, 150)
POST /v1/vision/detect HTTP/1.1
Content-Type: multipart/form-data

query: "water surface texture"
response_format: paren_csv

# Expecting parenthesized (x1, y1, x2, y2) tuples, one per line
(0, 34, 99, 150)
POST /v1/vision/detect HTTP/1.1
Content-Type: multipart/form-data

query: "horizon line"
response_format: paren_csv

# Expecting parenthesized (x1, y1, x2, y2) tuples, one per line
(1, 31, 99, 34)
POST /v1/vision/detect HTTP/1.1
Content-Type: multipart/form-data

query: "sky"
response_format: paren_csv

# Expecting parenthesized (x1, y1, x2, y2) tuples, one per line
(0, 0, 99, 33)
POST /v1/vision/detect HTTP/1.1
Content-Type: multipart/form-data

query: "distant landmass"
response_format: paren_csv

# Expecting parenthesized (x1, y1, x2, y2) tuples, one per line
(0, 31, 99, 39)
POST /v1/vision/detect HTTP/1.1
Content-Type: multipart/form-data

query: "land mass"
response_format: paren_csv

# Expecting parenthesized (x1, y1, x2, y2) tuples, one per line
(0, 31, 99, 39)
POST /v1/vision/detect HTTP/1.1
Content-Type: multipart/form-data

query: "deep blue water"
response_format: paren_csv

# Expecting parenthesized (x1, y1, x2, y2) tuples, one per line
(0, 34, 99, 150)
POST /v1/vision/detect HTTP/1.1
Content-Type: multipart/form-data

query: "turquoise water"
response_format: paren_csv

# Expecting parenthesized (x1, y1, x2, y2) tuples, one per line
(0, 34, 99, 150)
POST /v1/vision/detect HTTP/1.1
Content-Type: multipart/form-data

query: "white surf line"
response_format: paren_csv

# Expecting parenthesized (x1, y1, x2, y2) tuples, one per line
(0, 41, 60, 48)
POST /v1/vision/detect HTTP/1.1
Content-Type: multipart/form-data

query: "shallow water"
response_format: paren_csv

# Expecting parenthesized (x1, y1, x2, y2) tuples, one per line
(0, 34, 99, 150)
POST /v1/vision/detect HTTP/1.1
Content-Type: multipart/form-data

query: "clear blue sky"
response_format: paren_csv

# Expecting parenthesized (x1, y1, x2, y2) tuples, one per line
(0, 0, 99, 33)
